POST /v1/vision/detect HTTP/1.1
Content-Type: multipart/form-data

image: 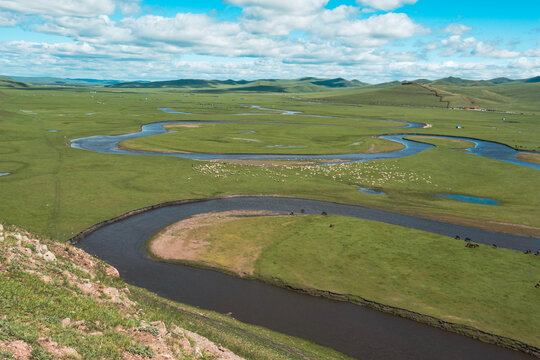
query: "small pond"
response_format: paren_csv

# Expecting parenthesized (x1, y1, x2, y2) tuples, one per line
(265, 145, 307, 148)
(157, 107, 193, 115)
(358, 187, 386, 195)
(437, 194, 500, 205)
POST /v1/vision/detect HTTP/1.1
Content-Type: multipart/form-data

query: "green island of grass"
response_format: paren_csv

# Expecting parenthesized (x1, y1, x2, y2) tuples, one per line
(148, 213, 540, 348)
(119, 122, 405, 155)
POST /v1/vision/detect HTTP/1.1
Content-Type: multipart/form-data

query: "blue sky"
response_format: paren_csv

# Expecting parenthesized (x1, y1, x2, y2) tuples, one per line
(0, 0, 538, 82)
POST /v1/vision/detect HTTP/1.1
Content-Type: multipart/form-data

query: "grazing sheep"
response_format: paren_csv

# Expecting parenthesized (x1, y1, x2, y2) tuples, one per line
(465, 237, 471, 242)
(465, 242, 479, 248)
(329, 224, 335, 228)
(321, 211, 328, 215)
(492, 244, 497, 248)
(455, 235, 461, 240)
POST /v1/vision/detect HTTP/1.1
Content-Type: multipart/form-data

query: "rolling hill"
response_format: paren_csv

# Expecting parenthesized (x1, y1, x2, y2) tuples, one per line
(107, 77, 369, 92)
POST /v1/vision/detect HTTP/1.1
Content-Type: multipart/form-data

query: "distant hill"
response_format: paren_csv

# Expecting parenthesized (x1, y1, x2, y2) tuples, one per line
(321, 84, 448, 108)
(110, 79, 249, 88)
(108, 77, 369, 92)
(1, 76, 122, 86)
(1, 74, 538, 96)
(309, 77, 366, 88)
(0, 78, 29, 88)
(430, 76, 540, 87)
(430, 77, 492, 86)
(319, 77, 540, 113)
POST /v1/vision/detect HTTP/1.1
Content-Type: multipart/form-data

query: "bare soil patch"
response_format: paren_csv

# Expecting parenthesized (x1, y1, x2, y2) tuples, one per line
(149, 210, 280, 274)
(517, 152, 540, 165)
(163, 124, 200, 129)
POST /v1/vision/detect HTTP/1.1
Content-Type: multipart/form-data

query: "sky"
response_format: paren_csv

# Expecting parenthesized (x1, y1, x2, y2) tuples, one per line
(0, 0, 539, 82)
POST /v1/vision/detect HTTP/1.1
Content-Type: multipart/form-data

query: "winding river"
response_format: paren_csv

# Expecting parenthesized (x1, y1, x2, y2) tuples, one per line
(71, 107, 539, 359)
(70, 108, 540, 170)
(75, 196, 538, 360)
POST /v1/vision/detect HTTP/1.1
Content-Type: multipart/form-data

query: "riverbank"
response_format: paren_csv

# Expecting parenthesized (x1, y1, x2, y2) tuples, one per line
(1, 225, 349, 360)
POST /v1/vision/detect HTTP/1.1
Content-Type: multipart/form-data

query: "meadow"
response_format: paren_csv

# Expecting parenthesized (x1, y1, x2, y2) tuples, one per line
(120, 121, 405, 155)
(0, 81, 539, 356)
(0, 84, 539, 240)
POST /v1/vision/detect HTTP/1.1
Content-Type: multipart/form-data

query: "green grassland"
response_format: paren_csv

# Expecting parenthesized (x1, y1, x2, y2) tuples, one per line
(120, 122, 405, 155)
(436, 83, 540, 114)
(0, 85, 539, 240)
(320, 84, 448, 108)
(0, 80, 539, 357)
(151, 214, 540, 347)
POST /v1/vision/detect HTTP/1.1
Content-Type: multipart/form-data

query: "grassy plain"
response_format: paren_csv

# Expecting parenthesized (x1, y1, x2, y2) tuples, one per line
(0, 82, 539, 356)
(0, 85, 539, 240)
(148, 213, 540, 347)
(120, 122, 405, 154)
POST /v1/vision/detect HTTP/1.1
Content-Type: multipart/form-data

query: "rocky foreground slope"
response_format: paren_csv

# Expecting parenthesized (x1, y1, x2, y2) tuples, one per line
(0, 223, 245, 360)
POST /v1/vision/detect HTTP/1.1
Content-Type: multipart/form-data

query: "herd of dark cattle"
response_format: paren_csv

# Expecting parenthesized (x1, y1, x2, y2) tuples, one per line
(287, 210, 539, 287)
(455, 234, 540, 255)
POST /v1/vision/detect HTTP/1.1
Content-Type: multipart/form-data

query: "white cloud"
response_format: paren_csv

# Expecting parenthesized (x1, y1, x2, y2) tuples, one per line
(317, 12, 425, 47)
(440, 36, 520, 59)
(355, 0, 417, 11)
(36, 15, 132, 42)
(524, 47, 540, 57)
(226, 0, 328, 13)
(228, 0, 328, 35)
(0, 11, 18, 26)
(32, 5, 425, 61)
(509, 57, 540, 70)
(0, 0, 536, 82)
(443, 23, 471, 35)
(473, 41, 521, 59)
(0, 0, 140, 17)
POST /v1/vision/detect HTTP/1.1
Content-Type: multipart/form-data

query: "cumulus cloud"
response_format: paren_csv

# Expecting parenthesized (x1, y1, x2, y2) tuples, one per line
(226, 0, 328, 13)
(0, 0, 140, 17)
(473, 41, 521, 59)
(524, 47, 540, 57)
(227, 0, 328, 35)
(355, 0, 417, 11)
(441, 35, 520, 58)
(508, 57, 540, 73)
(443, 23, 471, 35)
(31, 4, 425, 61)
(316, 12, 425, 47)
(0, 0, 536, 81)
(0, 11, 18, 26)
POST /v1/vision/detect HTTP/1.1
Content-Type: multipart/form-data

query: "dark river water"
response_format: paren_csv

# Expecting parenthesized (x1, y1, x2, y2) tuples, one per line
(75, 197, 538, 360)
